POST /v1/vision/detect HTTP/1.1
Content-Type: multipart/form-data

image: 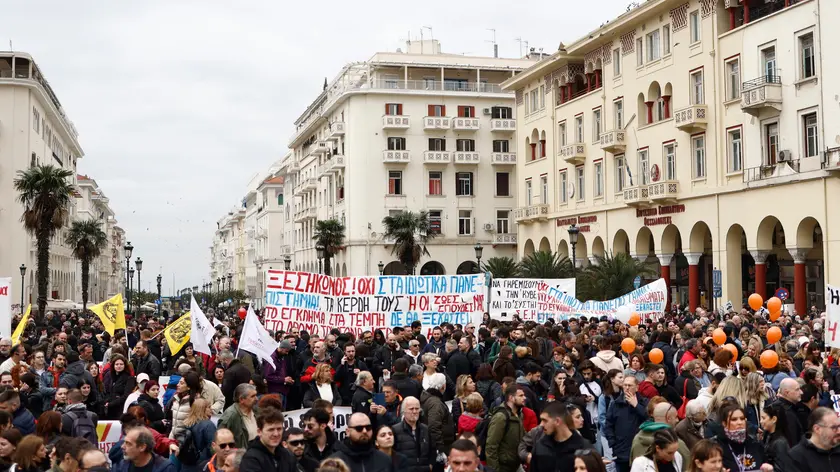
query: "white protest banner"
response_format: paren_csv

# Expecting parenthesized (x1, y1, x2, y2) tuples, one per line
(284, 406, 353, 440)
(489, 278, 575, 321)
(96, 421, 123, 454)
(238, 305, 279, 363)
(190, 295, 215, 356)
(263, 271, 487, 337)
(0, 278, 11, 338)
(825, 284, 840, 348)
(489, 278, 668, 322)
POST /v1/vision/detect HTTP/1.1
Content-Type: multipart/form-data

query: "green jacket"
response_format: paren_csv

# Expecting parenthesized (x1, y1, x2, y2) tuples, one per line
(217, 404, 255, 449)
(487, 340, 516, 364)
(485, 405, 524, 472)
(630, 421, 691, 472)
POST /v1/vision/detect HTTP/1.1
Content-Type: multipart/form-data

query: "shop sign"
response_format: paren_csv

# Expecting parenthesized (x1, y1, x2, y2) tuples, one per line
(636, 204, 686, 226)
(555, 215, 597, 232)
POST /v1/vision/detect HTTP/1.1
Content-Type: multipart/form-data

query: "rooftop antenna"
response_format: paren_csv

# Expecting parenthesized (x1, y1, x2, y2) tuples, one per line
(515, 37, 528, 58)
(486, 29, 498, 58)
(422, 26, 434, 54)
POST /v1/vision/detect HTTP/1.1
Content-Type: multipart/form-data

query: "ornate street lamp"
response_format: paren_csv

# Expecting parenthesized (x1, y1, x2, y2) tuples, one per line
(474, 243, 484, 273)
(128, 268, 135, 312)
(284, 255, 292, 271)
(124, 242, 134, 313)
(227, 273, 233, 293)
(156, 274, 163, 318)
(378, 261, 385, 275)
(568, 224, 580, 276)
(135, 257, 143, 314)
(19, 264, 26, 311)
(316, 244, 326, 274)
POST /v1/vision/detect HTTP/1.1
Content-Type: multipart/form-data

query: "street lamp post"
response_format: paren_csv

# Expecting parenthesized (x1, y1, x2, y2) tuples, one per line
(217, 277, 222, 296)
(156, 274, 162, 318)
(568, 224, 580, 276)
(474, 243, 484, 273)
(135, 257, 143, 315)
(316, 244, 325, 274)
(128, 268, 135, 313)
(124, 242, 134, 314)
(284, 255, 291, 271)
(378, 261, 385, 275)
(19, 264, 26, 311)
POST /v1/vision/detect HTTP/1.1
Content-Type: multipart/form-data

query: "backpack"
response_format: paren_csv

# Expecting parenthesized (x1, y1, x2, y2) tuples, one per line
(67, 410, 97, 445)
(177, 426, 201, 465)
(476, 409, 510, 461)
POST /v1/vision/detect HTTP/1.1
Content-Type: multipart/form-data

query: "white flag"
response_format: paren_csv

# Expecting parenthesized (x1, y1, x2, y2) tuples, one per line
(826, 285, 840, 349)
(237, 306, 278, 363)
(190, 295, 216, 356)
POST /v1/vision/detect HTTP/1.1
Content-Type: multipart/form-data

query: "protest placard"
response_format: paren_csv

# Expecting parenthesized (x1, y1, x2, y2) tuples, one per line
(826, 284, 840, 348)
(489, 278, 575, 321)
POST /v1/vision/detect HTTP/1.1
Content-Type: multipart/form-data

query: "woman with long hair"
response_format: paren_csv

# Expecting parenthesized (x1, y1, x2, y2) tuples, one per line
(802, 367, 832, 407)
(137, 381, 165, 432)
(79, 378, 103, 417)
(103, 354, 136, 420)
(87, 362, 105, 394)
(34, 411, 61, 450)
(0, 429, 21, 472)
(177, 398, 217, 472)
(475, 364, 502, 412)
(759, 403, 795, 472)
(688, 440, 724, 472)
(738, 357, 757, 378)
(712, 404, 769, 472)
(126, 405, 178, 457)
(374, 425, 409, 470)
(630, 428, 682, 471)
(169, 371, 202, 439)
(12, 435, 47, 472)
(492, 346, 516, 384)
(574, 449, 608, 472)
(707, 376, 746, 420)
(213, 366, 225, 387)
(624, 354, 647, 383)
(743, 372, 768, 436)
(597, 369, 624, 466)
(303, 363, 341, 407)
(451, 375, 476, 427)
(457, 393, 485, 435)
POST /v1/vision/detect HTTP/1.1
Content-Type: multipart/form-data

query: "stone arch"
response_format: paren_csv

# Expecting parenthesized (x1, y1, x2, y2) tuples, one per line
(689, 221, 713, 254)
(756, 216, 785, 251)
(383, 261, 408, 275)
(420, 261, 446, 275)
(557, 240, 569, 258)
(342, 263, 347, 276)
(540, 130, 546, 141)
(572, 74, 587, 95)
(795, 217, 821, 250)
(456, 261, 479, 274)
(592, 236, 606, 258)
(636, 227, 655, 258)
(524, 239, 536, 256)
(637, 92, 647, 127)
(660, 224, 683, 256)
(725, 224, 750, 301)
(539, 237, 551, 253)
(573, 233, 589, 267)
(612, 229, 630, 254)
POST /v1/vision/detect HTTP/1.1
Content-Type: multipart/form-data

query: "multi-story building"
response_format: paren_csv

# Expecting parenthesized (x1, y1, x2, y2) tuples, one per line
(504, 0, 840, 314)
(76, 175, 124, 303)
(210, 208, 246, 293)
(0, 52, 84, 312)
(286, 40, 535, 276)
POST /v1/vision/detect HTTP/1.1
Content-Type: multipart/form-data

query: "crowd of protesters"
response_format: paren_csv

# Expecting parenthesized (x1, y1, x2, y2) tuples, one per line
(2, 301, 840, 472)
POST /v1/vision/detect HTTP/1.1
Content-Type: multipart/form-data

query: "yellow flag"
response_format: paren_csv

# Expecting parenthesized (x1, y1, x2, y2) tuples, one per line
(89, 293, 126, 335)
(11, 305, 31, 345)
(164, 312, 191, 355)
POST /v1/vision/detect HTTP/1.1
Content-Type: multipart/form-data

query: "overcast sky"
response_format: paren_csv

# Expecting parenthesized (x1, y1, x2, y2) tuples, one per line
(2, 0, 628, 295)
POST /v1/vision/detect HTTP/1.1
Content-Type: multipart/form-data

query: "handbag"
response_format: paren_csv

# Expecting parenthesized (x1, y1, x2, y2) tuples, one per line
(676, 379, 689, 419)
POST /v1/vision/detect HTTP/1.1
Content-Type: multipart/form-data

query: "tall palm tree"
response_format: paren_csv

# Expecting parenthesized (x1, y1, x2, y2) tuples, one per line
(482, 256, 521, 279)
(312, 219, 346, 276)
(576, 252, 658, 301)
(14, 165, 74, 318)
(65, 219, 108, 310)
(381, 211, 435, 275)
(518, 251, 574, 279)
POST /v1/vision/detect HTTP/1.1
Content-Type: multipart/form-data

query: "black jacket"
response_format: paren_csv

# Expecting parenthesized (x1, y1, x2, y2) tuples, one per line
(333, 358, 368, 404)
(673, 375, 699, 401)
(329, 439, 394, 472)
(772, 397, 805, 448)
(138, 393, 165, 425)
(351, 387, 374, 419)
(222, 359, 253, 408)
(789, 438, 840, 472)
(133, 353, 163, 379)
(60, 361, 96, 390)
(240, 438, 298, 472)
(374, 345, 404, 378)
(762, 433, 797, 472)
(531, 432, 593, 472)
(712, 432, 766, 472)
(303, 428, 337, 464)
(420, 388, 455, 455)
(445, 350, 480, 380)
(392, 420, 432, 472)
(103, 370, 136, 420)
(604, 393, 648, 462)
(303, 382, 342, 407)
(390, 373, 422, 400)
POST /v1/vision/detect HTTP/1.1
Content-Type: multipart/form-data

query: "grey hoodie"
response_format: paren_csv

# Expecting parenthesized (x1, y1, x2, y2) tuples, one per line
(590, 350, 625, 374)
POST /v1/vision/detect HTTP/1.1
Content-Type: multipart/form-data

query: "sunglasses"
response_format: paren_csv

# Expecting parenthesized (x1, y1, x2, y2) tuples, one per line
(287, 440, 305, 446)
(350, 425, 373, 432)
(574, 449, 595, 457)
(218, 443, 236, 449)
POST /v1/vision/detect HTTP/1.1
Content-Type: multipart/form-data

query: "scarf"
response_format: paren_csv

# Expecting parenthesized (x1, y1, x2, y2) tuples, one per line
(725, 427, 747, 444)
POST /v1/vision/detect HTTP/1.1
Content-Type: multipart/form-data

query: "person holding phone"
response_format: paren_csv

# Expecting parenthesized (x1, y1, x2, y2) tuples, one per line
(334, 344, 368, 405)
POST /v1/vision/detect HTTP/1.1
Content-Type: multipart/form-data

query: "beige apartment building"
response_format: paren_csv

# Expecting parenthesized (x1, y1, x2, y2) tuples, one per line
(504, 0, 840, 314)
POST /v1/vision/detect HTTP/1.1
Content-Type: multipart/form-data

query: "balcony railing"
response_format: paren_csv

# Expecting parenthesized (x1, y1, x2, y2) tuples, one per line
(454, 152, 480, 164)
(370, 79, 504, 94)
(294, 208, 316, 222)
(623, 186, 650, 207)
(743, 159, 802, 183)
(513, 204, 550, 223)
(423, 151, 452, 164)
(383, 150, 411, 163)
(327, 122, 345, 140)
(674, 105, 708, 132)
(325, 156, 345, 173)
(311, 140, 330, 155)
(559, 143, 586, 165)
(452, 117, 480, 131)
(648, 180, 680, 202)
(490, 118, 516, 132)
(382, 115, 410, 129)
(600, 130, 627, 153)
(741, 72, 782, 115)
(490, 152, 517, 165)
(493, 233, 517, 245)
(293, 178, 318, 196)
(424, 116, 451, 130)
(287, 160, 301, 172)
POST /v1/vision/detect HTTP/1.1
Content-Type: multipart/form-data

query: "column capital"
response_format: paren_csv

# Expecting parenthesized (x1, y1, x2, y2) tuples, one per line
(789, 248, 809, 264)
(574, 258, 587, 269)
(750, 250, 771, 264)
(684, 252, 703, 265)
(656, 253, 674, 266)
(630, 254, 647, 263)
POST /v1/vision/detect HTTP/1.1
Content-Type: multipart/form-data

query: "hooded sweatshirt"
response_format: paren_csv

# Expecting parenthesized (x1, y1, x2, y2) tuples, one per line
(590, 350, 624, 374)
(629, 421, 691, 466)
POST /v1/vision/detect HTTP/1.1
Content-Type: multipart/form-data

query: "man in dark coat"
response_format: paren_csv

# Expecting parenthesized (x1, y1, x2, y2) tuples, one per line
(392, 396, 432, 472)
(773, 378, 806, 447)
(374, 334, 405, 380)
(132, 340, 162, 379)
(333, 343, 368, 405)
(445, 337, 480, 381)
(239, 408, 298, 472)
(221, 351, 253, 408)
(531, 401, 594, 472)
(329, 413, 394, 472)
(391, 359, 422, 400)
(58, 351, 96, 390)
(604, 376, 649, 471)
(789, 407, 840, 471)
(420, 373, 455, 459)
(263, 341, 299, 403)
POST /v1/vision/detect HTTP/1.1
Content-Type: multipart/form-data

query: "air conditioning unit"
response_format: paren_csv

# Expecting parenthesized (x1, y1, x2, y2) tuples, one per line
(483, 223, 495, 231)
(778, 150, 791, 162)
(483, 108, 492, 115)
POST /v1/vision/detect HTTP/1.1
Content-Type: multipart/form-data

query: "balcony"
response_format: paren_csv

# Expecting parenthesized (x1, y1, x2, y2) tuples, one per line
(623, 186, 650, 207)
(370, 79, 504, 94)
(674, 105, 708, 132)
(600, 130, 626, 153)
(383, 150, 411, 164)
(741, 73, 782, 116)
(493, 233, 517, 245)
(327, 122, 345, 140)
(514, 204, 550, 223)
(423, 151, 452, 164)
(311, 140, 330, 155)
(424, 116, 451, 130)
(382, 115, 410, 129)
(490, 119, 516, 132)
(452, 117, 480, 131)
(287, 159, 300, 172)
(490, 152, 517, 165)
(294, 208, 316, 223)
(648, 180, 680, 202)
(559, 143, 586, 165)
(325, 155, 345, 173)
(454, 152, 480, 165)
(293, 178, 317, 196)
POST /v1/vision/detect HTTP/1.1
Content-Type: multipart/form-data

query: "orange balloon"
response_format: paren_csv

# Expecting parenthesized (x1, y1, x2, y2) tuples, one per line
(769, 310, 780, 322)
(629, 312, 641, 326)
(748, 293, 764, 311)
(649, 348, 664, 364)
(621, 338, 636, 354)
(767, 297, 782, 315)
(760, 350, 779, 369)
(766, 326, 782, 344)
(724, 343, 739, 361)
(712, 328, 727, 346)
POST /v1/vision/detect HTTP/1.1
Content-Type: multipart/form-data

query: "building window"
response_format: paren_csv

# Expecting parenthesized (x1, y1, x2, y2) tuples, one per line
(636, 38, 644, 66)
(525, 94, 529, 114)
(428, 138, 446, 151)
(493, 140, 510, 152)
(663, 25, 671, 55)
(576, 167, 585, 201)
(32, 108, 40, 133)
(458, 210, 472, 235)
(656, 99, 666, 121)
(575, 116, 583, 143)
(540, 176, 548, 204)
(387, 137, 406, 150)
(456, 172, 473, 196)
(727, 129, 742, 172)
(614, 100, 623, 129)
(800, 33, 815, 79)
(613, 49, 621, 77)
(559, 171, 568, 203)
(664, 143, 676, 180)
(764, 122, 779, 165)
(615, 155, 625, 192)
(491, 107, 513, 119)
(496, 172, 510, 197)
(691, 70, 704, 105)
(539, 85, 545, 109)
(428, 105, 445, 117)
(388, 171, 403, 195)
(692, 135, 706, 178)
(429, 210, 442, 234)
(763, 47, 777, 81)
(803, 112, 819, 158)
(385, 103, 402, 115)
(428, 171, 443, 195)
(457, 106, 475, 118)
(594, 162, 603, 197)
(456, 139, 476, 152)
(690, 10, 701, 43)
(646, 30, 660, 62)
(496, 210, 510, 234)
(638, 149, 649, 185)
(593, 109, 602, 142)
(525, 179, 533, 204)
(558, 122, 567, 146)
(726, 59, 740, 101)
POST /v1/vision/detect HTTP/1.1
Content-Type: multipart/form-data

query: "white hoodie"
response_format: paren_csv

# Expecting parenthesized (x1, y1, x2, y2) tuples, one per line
(590, 350, 625, 374)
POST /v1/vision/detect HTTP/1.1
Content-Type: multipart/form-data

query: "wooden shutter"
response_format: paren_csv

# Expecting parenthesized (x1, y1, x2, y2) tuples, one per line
(441, 105, 446, 116)
(385, 104, 390, 115)
(397, 104, 403, 115)
(468, 172, 474, 195)
(428, 105, 434, 116)
(468, 106, 475, 117)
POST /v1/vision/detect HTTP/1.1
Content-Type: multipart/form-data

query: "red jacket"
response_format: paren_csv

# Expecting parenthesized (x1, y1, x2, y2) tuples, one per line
(677, 350, 697, 372)
(522, 406, 538, 432)
(458, 413, 482, 435)
(300, 357, 335, 384)
(638, 380, 659, 399)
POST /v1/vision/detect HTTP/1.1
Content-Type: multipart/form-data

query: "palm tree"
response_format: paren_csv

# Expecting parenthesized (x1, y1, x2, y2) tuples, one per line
(381, 211, 435, 275)
(65, 219, 108, 310)
(312, 219, 346, 276)
(482, 256, 521, 278)
(576, 252, 658, 301)
(14, 165, 74, 318)
(518, 251, 574, 279)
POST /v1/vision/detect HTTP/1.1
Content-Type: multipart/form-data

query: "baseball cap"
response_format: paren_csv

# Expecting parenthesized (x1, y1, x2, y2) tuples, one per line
(137, 373, 150, 384)
(798, 336, 810, 347)
(278, 340, 293, 350)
